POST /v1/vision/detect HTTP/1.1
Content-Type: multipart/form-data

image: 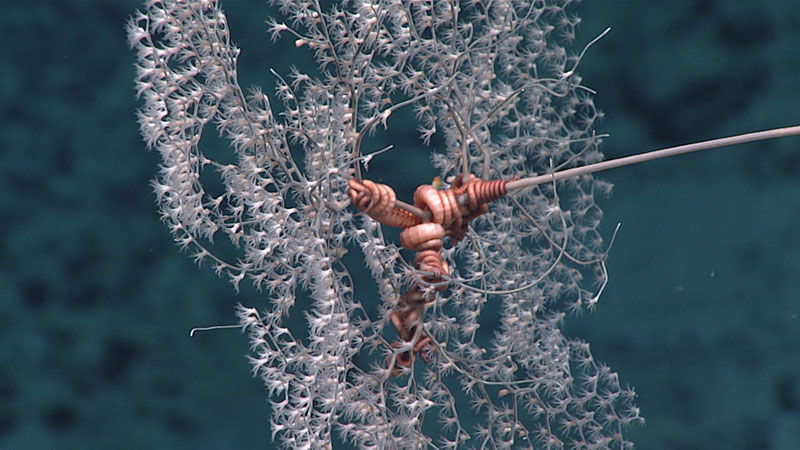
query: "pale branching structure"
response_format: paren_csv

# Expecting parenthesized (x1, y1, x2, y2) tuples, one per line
(129, 0, 642, 448)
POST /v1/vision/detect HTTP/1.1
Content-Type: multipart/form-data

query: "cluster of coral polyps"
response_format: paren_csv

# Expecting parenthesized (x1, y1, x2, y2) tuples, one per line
(347, 175, 509, 373)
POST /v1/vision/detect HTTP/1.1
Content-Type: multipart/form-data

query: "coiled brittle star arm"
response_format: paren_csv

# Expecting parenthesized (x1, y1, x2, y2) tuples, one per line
(347, 179, 421, 229)
(348, 175, 513, 375)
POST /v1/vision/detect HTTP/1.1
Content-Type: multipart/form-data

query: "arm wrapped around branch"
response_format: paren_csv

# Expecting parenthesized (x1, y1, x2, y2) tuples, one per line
(347, 179, 420, 229)
(349, 175, 509, 235)
(414, 175, 510, 242)
(399, 223, 449, 284)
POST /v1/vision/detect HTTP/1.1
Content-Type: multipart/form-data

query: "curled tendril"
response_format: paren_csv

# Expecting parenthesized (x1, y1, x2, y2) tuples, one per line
(349, 176, 509, 374)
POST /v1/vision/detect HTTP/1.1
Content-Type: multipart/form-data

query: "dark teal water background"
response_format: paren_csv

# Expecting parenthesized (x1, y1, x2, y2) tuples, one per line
(1, 1, 798, 449)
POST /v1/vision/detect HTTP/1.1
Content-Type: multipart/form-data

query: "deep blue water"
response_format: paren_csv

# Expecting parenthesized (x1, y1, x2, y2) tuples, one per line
(1, 1, 798, 449)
